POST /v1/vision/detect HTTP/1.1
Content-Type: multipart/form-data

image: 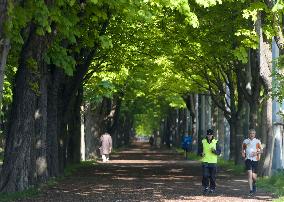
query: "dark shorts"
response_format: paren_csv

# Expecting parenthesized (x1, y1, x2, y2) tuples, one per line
(245, 159, 258, 173)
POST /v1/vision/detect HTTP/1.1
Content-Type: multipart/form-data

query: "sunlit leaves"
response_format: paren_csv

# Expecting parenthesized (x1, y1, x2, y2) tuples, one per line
(233, 46, 248, 63)
(195, 0, 222, 8)
(89, 0, 99, 4)
(242, 2, 267, 22)
(99, 36, 113, 49)
(272, 0, 284, 13)
(45, 43, 76, 76)
(272, 55, 284, 101)
(235, 29, 258, 48)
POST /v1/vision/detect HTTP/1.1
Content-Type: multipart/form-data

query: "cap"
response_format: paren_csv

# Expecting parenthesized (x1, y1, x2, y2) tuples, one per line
(206, 129, 214, 135)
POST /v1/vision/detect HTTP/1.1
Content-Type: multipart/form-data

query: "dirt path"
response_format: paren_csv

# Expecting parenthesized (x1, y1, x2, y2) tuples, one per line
(16, 142, 276, 202)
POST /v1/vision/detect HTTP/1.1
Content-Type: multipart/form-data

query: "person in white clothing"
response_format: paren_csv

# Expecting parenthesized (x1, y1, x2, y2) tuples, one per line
(100, 132, 112, 162)
(242, 129, 262, 196)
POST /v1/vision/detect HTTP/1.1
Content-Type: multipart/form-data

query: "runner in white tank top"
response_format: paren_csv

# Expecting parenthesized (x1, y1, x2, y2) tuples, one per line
(242, 129, 262, 196)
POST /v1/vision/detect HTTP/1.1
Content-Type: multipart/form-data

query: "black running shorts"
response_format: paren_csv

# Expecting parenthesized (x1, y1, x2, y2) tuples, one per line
(245, 159, 258, 173)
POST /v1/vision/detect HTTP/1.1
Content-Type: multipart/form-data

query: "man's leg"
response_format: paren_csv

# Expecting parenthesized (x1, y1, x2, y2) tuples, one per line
(202, 164, 210, 194)
(252, 172, 257, 193)
(245, 159, 254, 194)
(247, 170, 253, 193)
(252, 161, 258, 193)
(209, 166, 217, 192)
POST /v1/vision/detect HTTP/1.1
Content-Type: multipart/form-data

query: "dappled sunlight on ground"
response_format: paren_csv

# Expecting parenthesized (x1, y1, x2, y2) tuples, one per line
(15, 142, 276, 202)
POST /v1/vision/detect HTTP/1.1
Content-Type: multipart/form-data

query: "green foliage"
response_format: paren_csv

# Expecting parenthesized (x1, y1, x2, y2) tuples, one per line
(26, 58, 38, 73)
(134, 109, 162, 135)
(0, 149, 3, 163)
(0, 188, 39, 202)
(195, 0, 222, 8)
(258, 171, 284, 198)
(3, 0, 282, 172)
(45, 43, 76, 76)
(64, 161, 96, 177)
(272, 55, 284, 104)
(272, 0, 284, 13)
(176, 147, 202, 160)
(28, 81, 40, 96)
(218, 158, 245, 175)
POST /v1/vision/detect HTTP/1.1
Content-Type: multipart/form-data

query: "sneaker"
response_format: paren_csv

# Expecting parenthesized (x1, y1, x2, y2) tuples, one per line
(209, 189, 215, 194)
(249, 190, 254, 196)
(203, 187, 209, 195)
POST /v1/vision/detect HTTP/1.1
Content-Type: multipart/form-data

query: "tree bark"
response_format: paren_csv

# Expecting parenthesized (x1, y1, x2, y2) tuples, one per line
(0, 26, 49, 192)
(84, 101, 107, 160)
(257, 11, 274, 176)
(67, 86, 83, 164)
(46, 67, 64, 177)
(34, 60, 48, 183)
(0, 0, 10, 106)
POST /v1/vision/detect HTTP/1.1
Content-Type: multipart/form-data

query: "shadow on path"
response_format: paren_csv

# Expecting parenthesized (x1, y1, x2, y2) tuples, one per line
(16, 142, 276, 202)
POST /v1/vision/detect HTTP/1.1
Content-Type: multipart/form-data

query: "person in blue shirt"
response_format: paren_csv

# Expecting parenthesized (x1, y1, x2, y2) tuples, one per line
(181, 134, 192, 160)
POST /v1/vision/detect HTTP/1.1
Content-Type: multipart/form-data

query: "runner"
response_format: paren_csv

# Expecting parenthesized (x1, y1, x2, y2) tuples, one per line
(242, 129, 262, 196)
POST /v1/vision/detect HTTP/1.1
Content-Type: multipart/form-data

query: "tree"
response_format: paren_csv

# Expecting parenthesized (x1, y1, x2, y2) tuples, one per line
(0, 0, 10, 107)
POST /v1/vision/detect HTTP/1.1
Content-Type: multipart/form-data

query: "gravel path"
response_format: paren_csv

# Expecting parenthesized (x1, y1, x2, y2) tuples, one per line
(15, 142, 276, 202)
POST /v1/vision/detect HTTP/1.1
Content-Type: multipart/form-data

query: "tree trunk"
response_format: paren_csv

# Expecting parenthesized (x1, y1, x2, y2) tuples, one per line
(46, 67, 64, 177)
(34, 61, 48, 183)
(84, 103, 100, 160)
(84, 101, 106, 160)
(0, 39, 9, 104)
(247, 47, 261, 129)
(0, 0, 10, 105)
(259, 98, 274, 176)
(54, 19, 110, 167)
(0, 28, 49, 192)
(228, 118, 236, 161)
(258, 11, 274, 176)
(249, 102, 258, 129)
(234, 118, 243, 164)
(57, 84, 67, 174)
(67, 86, 83, 164)
(213, 105, 225, 158)
(183, 94, 198, 152)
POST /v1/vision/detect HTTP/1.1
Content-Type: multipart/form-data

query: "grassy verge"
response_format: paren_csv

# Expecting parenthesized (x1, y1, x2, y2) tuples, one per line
(257, 170, 284, 202)
(63, 160, 96, 176)
(176, 147, 245, 174)
(175, 148, 202, 160)
(0, 188, 39, 202)
(217, 158, 245, 175)
(0, 160, 97, 202)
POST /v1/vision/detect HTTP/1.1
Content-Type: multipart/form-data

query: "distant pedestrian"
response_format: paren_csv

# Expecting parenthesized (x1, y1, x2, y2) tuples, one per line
(181, 134, 192, 160)
(100, 132, 112, 162)
(198, 129, 221, 195)
(149, 136, 154, 147)
(242, 129, 262, 196)
(156, 136, 161, 148)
